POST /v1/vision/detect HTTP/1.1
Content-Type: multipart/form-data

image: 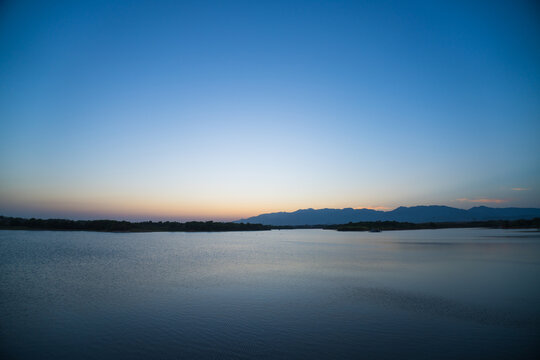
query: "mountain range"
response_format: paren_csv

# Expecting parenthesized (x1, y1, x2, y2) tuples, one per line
(236, 206, 540, 226)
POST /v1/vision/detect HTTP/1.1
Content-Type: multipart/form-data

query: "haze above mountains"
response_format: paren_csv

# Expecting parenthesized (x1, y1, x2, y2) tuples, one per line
(237, 206, 540, 226)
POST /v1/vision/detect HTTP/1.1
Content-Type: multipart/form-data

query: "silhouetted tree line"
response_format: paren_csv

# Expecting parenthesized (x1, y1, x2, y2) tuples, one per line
(1, 216, 538, 233)
(323, 218, 540, 232)
(0, 216, 271, 232)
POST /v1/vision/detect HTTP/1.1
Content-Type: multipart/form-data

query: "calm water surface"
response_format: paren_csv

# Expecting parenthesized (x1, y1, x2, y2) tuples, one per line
(1, 228, 539, 359)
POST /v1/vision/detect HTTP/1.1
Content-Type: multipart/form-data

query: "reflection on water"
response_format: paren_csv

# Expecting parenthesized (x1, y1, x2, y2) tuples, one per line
(1, 228, 539, 359)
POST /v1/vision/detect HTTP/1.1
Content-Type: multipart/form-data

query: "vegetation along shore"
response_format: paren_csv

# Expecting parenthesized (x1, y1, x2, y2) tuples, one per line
(1, 216, 538, 233)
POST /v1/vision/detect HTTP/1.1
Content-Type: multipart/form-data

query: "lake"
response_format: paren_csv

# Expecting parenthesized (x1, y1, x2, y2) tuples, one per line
(1, 228, 539, 359)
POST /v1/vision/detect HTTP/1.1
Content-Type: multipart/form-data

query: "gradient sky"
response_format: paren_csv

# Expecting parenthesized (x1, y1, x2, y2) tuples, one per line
(1, 0, 539, 221)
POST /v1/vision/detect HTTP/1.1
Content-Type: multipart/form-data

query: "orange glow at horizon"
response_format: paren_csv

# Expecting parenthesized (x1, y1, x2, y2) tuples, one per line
(1, 189, 342, 220)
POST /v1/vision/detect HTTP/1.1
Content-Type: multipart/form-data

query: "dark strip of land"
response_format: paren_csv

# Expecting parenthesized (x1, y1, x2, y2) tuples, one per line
(323, 219, 540, 232)
(0, 216, 270, 232)
(0, 216, 538, 233)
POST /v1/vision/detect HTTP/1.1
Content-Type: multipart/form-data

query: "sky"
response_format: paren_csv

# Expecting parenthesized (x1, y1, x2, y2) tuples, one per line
(1, 0, 539, 221)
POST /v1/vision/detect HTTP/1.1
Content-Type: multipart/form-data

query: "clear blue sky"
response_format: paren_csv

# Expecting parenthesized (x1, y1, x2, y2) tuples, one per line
(1, 0, 539, 220)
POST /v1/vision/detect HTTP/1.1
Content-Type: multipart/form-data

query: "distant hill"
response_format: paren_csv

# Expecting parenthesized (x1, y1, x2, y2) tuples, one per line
(236, 206, 540, 226)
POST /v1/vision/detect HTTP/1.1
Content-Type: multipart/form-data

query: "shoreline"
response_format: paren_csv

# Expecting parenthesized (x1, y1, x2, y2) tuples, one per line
(1, 216, 538, 233)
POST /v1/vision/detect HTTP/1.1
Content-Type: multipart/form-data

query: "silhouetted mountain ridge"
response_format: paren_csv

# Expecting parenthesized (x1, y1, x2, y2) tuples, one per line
(236, 206, 540, 226)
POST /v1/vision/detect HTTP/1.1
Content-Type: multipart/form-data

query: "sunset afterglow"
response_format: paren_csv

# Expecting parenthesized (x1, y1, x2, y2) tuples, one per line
(1, 0, 539, 220)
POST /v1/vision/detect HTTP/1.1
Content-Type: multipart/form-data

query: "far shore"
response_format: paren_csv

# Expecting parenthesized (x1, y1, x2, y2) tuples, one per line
(1, 216, 538, 233)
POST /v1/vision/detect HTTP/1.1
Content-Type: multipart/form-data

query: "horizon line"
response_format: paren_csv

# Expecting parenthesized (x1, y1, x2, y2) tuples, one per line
(3, 204, 540, 223)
